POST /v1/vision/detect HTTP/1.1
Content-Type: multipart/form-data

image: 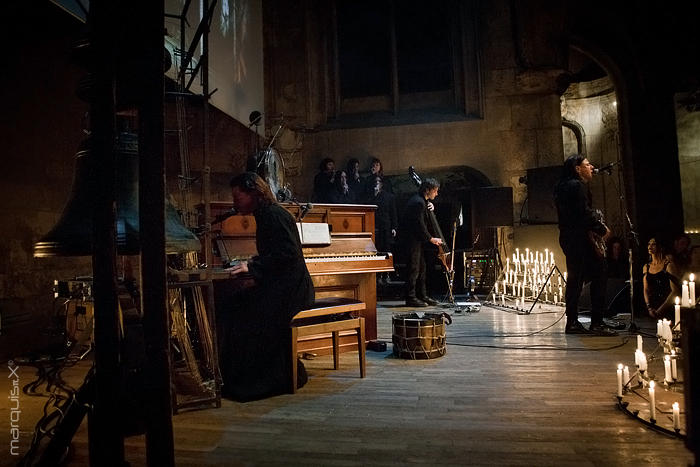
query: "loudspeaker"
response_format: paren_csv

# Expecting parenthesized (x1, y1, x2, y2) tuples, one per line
(525, 165, 562, 224)
(471, 187, 513, 227)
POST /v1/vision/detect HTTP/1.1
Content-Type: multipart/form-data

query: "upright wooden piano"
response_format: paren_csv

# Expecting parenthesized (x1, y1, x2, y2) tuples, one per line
(203, 202, 394, 355)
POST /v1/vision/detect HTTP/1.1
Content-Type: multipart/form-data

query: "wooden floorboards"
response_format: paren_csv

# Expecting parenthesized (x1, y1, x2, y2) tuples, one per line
(4, 302, 694, 466)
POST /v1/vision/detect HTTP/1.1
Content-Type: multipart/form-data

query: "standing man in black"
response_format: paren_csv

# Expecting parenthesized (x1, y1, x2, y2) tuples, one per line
(554, 155, 617, 335)
(400, 178, 443, 307)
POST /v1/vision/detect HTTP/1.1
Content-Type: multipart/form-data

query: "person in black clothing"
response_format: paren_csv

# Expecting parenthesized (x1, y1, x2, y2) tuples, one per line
(370, 176, 398, 284)
(219, 172, 315, 400)
(643, 237, 681, 319)
(371, 176, 398, 252)
(554, 155, 617, 335)
(399, 177, 442, 307)
(330, 170, 357, 204)
(313, 157, 336, 203)
(362, 157, 392, 201)
(606, 236, 629, 280)
(671, 233, 692, 278)
(345, 158, 364, 200)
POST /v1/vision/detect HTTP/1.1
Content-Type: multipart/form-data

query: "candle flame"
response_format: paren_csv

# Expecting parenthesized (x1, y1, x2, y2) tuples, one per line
(665, 355, 670, 362)
(617, 363, 623, 370)
(691, 273, 695, 282)
(676, 296, 680, 305)
(673, 402, 679, 410)
(649, 380, 655, 389)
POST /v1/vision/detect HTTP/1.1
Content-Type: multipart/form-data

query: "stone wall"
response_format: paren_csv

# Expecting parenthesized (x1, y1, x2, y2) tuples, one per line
(261, 0, 568, 262)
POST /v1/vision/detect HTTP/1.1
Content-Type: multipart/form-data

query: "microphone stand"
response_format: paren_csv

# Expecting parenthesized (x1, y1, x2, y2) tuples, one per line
(599, 149, 640, 331)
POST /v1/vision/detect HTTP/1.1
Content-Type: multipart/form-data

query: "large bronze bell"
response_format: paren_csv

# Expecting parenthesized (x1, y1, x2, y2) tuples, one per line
(34, 132, 200, 257)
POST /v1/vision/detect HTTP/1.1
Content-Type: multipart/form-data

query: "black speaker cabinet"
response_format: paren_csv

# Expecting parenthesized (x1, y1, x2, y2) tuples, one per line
(526, 165, 562, 224)
(471, 186, 513, 227)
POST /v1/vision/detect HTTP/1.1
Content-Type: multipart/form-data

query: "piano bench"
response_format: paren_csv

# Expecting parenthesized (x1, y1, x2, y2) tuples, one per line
(290, 297, 367, 393)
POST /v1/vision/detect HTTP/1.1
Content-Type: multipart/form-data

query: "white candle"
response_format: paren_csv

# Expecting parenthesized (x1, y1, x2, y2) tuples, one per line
(617, 364, 623, 397)
(671, 350, 678, 380)
(649, 381, 656, 421)
(663, 319, 673, 341)
(501, 294, 505, 306)
(550, 252, 554, 264)
(558, 274, 562, 286)
(554, 293, 558, 303)
(495, 282, 499, 294)
(664, 355, 672, 384)
(545, 248, 549, 265)
(656, 320, 662, 337)
(493, 293, 497, 302)
(690, 273, 696, 306)
(675, 297, 681, 329)
(634, 349, 640, 366)
(637, 334, 643, 351)
(639, 352, 647, 372)
(672, 402, 680, 431)
(623, 366, 630, 387)
(682, 281, 690, 307)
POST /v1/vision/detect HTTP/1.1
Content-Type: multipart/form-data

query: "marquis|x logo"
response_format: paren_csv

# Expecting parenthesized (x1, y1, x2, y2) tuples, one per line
(7, 362, 19, 379)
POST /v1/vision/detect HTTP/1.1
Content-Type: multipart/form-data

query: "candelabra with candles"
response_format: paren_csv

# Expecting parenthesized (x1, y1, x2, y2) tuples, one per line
(614, 277, 697, 438)
(486, 246, 566, 313)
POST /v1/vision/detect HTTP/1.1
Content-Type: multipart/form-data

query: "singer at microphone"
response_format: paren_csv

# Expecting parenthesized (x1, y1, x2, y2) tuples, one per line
(593, 161, 619, 174)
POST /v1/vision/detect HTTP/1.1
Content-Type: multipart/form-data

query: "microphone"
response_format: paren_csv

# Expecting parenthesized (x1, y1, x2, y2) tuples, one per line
(593, 161, 619, 174)
(299, 203, 313, 221)
(211, 207, 238, 224)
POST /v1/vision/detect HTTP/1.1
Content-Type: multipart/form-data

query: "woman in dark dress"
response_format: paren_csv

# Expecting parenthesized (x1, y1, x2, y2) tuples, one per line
(643, 237, 681, 319)
(221, 172, 315, 400)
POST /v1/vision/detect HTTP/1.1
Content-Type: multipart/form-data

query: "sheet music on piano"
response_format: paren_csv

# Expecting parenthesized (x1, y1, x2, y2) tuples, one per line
(296, 222, 331, 246)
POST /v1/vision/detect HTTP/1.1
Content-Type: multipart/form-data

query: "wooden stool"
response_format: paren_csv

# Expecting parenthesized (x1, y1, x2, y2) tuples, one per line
(290, 297, 367, 393)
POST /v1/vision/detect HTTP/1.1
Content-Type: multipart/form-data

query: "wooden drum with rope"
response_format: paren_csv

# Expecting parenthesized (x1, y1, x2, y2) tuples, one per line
(392, 312, 451, 360)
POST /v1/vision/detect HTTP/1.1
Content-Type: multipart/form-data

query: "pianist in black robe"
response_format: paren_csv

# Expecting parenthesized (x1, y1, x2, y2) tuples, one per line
(219, 172, 315, 401)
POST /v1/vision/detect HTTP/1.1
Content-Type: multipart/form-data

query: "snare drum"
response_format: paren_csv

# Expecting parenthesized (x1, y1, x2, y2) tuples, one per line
(392, 312, 450, 360)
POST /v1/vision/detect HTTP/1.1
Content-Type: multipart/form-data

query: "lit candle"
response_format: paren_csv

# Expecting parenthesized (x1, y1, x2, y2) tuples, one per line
(617, 363, 623, 397)
(664, 355, 672, 384)
(682, 281, 690, 307)
(675, 297, 681, 329)
(550, 252, 554, 264)
(656, 320, 662, 337)
(495, 282, 499, 294)
(493, 293, 497, 302)
(501, 294, 505, 306)
(690, 273, 696, 306)
(671, 350, 677, 380)
(649, 381, 656, 422)
(623, 366, 630, 387)
(634, 349, 640, 366)
(672, 402, 680, 431)
(554, 293, 558, 304)
(637, 334, 643, 351)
